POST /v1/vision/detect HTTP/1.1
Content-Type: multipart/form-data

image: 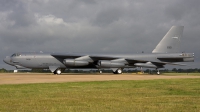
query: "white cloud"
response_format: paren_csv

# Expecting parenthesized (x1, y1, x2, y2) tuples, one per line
(35, 14, 67, 26)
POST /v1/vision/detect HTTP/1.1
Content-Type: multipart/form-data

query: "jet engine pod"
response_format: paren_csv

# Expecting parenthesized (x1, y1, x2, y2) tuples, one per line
(63, 59, 89, 66)
(98, 60, 125, 68)
(134, 62, 162, 68)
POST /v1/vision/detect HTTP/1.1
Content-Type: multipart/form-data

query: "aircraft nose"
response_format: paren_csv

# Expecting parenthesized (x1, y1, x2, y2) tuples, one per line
(3, 56, 12, 65)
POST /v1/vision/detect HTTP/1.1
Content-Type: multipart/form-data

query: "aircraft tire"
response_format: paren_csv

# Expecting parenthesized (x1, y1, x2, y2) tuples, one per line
(54, 69, 62, 75)
(117, 69, 122, 74)
(113, 69, 122, 74)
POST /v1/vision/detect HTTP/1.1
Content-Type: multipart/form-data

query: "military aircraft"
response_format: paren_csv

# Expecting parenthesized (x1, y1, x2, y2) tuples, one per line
(3, 26, 194, 74)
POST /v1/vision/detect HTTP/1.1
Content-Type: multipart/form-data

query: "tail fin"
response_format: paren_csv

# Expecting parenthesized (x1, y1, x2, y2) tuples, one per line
(152, 26, 184, 53)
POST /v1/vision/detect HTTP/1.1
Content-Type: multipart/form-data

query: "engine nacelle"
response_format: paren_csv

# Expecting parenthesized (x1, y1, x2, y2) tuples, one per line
(98, 60, 125, 68)
(63, 59, 89, 66)
(134, 62, 163, 68)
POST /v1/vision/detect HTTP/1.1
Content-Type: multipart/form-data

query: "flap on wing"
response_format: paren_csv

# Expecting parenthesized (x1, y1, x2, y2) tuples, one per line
(148, 61, 186, 66)
(126, 58, 186, 66)
(159, 62, 186, 66)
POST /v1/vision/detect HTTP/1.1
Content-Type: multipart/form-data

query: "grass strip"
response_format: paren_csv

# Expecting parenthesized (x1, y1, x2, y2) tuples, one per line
(0, 78, 199, 112)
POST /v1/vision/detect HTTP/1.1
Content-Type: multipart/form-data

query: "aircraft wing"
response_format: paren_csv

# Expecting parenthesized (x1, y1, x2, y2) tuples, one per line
(51, 53, 186, 68)
(51, 53, 119, 61)
(52, 53, 147, 63)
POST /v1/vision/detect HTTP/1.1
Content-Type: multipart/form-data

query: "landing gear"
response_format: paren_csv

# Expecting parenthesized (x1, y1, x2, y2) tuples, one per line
(156, 69, 160, 75)
(140, 67, 144, 74)
(97, 69, 103, 74)
(54, 69, 62, 75)
(99, 70, 102, 74)
(113, 68, 122, 74)
(49, 66, 63, 75)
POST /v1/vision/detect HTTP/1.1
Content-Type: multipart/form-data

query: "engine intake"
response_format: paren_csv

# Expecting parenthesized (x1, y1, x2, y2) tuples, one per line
(63, 59, 89, 66)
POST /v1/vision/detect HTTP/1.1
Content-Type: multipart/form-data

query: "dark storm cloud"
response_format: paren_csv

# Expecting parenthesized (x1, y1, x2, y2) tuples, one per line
(0, 0, 36, 27)
(92, 7, 124, 27)
(164, 0, 200, 22)
(0, 0, 18, 11)
(0, 0, 200, 69)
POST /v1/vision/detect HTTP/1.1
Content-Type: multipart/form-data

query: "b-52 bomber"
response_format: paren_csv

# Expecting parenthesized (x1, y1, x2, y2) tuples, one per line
(3, 26, 194, 74)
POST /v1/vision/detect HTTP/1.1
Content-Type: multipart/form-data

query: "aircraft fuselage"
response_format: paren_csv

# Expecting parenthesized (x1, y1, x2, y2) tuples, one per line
(4, 52, 194, 69)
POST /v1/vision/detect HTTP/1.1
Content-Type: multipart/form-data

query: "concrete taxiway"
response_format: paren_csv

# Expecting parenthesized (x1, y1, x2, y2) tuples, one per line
(1, 73, 200, 85)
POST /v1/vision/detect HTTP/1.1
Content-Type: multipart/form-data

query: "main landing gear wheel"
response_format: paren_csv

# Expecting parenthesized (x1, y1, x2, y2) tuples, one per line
(156, 69, 160, 75)
(99, 71, 102, 74)
(113, 69, 122, 74)
(54, 69, 62, 75)
(98, 69, 102, 74)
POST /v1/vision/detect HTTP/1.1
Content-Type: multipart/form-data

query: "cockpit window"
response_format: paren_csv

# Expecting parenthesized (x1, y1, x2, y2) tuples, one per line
(11, 53, 21, 57)
(11, 54, 16, 57)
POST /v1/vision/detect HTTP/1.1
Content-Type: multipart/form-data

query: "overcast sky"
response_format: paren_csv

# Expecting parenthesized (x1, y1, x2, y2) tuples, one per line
(0, 0, 200, 70)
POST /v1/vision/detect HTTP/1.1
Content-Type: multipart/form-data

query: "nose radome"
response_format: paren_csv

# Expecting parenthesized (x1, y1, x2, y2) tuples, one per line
(3, 56, 11, 65)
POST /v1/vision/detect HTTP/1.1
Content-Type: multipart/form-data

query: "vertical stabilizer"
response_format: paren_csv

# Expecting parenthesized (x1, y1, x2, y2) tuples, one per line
(152, 26, 184, 53)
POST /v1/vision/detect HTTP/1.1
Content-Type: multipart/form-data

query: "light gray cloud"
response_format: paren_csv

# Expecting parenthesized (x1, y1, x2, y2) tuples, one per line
(0, 0, 200, 69)
(92, 7, 125, 27)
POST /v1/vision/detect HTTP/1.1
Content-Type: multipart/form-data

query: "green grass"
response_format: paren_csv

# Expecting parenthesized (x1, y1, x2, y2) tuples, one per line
(0, 79, 200, 112)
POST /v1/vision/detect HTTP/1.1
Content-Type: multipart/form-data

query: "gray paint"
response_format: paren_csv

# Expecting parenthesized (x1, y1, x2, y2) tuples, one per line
(152, 26, 183, 53)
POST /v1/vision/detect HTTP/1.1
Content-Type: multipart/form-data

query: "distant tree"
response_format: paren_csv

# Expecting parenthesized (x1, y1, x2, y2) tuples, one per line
(0, 68, 7, 73)
(172, 68, 177, 73)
